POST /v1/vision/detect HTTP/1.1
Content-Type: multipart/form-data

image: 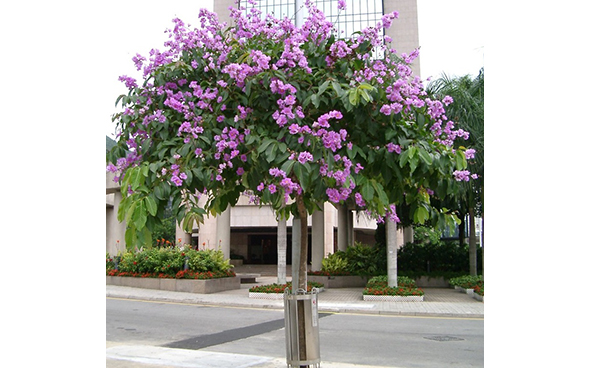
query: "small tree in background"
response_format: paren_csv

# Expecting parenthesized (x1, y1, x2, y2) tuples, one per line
(428, 69, 484, 276)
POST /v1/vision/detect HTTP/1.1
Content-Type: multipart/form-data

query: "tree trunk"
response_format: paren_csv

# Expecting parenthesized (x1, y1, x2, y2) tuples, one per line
(481, 211, 484, 280)
(469, 208, 477, 276)
(386, 218, 398, 287)
(295, 195, 308, 291)
(295, 195, 308, 366)
(458, 214, 466, 248)
(277, 214, 287, 284)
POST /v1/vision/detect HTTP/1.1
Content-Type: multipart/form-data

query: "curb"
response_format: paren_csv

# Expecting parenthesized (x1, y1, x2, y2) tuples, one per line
(106, 288, 484, 319)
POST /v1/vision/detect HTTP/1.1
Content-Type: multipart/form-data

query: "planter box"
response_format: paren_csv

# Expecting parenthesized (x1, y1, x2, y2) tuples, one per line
(454, 286, 475, 295)
(248, 292, 285, 300)
(307, 275, 369, 288)
(106, 276, 240, 294)
(473, 293, 484, 302)
(363, 294, 424, 302)
(415, 276, 449, 288)
(249, 288, 324, 299)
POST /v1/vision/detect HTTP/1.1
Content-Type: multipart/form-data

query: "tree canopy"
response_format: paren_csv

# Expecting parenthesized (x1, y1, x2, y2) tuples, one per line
(107, 1, 477, 259)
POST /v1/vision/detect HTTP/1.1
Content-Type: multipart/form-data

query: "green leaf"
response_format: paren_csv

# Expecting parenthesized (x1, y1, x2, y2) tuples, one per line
(311, 93, 320, 108)
(417, 148, 433, 166)
(318, 80, 330, 96)
(361, 183, 375, 201)
(144, 196, 157, 216)
(258, 138, 274, 154)
(125, 227, 136, 251)
(132, 201, 147, 229)
(413, 206, 429, 224)
(348, 90, 359, 106)
(331, 81, 343, 97)
(455, 151, 468, 170)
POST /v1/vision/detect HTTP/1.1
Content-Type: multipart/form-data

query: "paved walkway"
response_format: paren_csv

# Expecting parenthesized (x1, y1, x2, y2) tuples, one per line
(106, 264, 483, 318)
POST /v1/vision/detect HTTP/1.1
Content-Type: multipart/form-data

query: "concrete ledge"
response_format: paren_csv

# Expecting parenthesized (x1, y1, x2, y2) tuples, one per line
(363, 295, 424, 302)
(307, 275, 369, 288)
(236, 273, 261, 283)
(106, 276, 240, 294)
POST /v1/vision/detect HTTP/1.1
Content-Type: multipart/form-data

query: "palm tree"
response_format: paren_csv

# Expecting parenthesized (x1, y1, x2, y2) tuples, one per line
(428, 68, 484, 276)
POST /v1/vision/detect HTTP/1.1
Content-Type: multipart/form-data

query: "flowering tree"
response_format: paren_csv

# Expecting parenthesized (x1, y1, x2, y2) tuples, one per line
(107, 0, 475, 292)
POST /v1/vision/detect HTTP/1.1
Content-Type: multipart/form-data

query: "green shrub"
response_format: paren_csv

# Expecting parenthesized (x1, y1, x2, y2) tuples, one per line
(367, 275, 416, 288)
(343, 242, 385, 276)
(321, 252, 349, 274)
(449, 275, 483, 289)
(106, 253, 116, 271)
(188, 249, 232, 273)
(108, 247, 232, 276)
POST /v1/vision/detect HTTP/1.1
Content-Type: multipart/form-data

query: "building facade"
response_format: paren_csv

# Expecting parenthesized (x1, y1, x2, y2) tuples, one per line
(107, 0, 420, 268)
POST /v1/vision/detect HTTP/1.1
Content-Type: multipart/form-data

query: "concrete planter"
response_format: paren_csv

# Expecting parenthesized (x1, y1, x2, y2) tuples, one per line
(307, 275, 369, 288)
(473, 293, 484, 302)
(248, 292, 285, 300)
(106, 275, 240, 294)
(363, 294, 424, 302)
(249, 287, 324, 299)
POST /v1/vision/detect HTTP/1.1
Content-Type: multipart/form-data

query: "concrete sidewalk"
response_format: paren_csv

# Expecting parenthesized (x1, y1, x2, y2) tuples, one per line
(106, 276, 484, 318)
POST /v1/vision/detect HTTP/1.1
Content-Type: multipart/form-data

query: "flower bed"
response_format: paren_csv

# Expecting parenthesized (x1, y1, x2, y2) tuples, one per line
(248, 281, 324, 299)
(449, 275, 484, 301)
(449, 275, 484, 302)
(362, 275, 424, 302)
(106, 248, 239, 293)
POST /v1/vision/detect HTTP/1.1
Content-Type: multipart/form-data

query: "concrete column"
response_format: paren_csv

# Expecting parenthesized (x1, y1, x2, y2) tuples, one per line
(402, 226, 414, 245)
(106, 191, 126, 255)
(384, 0, 420, 76)
(291, 217, 301, 293)
(324, 203, 336, 255)
(216, 207, 231, 259)
(175, 224, 192, 247)
(337, 204, 348, 251)
(277, 214, 288, 284)
(347, 209, 354, 247)
(311, 210, 324, 272)
(386, 218, 398, 287)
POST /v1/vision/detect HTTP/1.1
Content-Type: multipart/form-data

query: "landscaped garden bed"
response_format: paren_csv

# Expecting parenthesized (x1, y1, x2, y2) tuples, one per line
(106, 247, 239, 294)
(248, 281, 324, 299)
(449, 275, 484, 302)
(362, 275, 425, 302)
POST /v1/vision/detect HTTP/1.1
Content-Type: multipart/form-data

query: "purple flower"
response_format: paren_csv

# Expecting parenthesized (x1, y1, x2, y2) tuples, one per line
(171, 175, 183, 186)
(337, 0, 346, 11)
(355, 193, 366, 207)
(268, 184, 277, 194)
(236, 167, 244, 175)
(257, 182, 265, 191)
(326, 188, 341, 203)
(386, 143, 401, 154)
(297, 151, 313, 164)
(465, 149, 476, 160)
(453, 170, 471, 182)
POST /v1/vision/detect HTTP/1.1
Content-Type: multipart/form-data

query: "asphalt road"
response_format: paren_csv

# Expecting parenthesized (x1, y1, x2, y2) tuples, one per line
(107, 297, 484, 367)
